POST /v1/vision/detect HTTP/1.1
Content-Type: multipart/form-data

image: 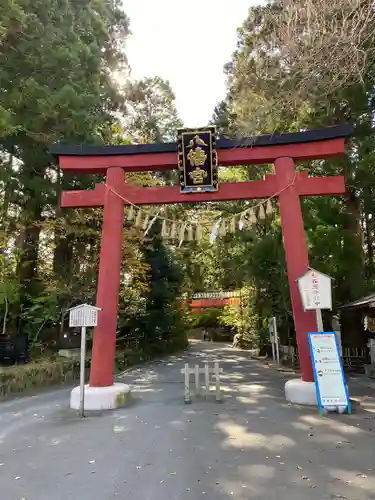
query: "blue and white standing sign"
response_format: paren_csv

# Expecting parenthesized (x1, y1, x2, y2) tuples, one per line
(308, 332, 351, 415)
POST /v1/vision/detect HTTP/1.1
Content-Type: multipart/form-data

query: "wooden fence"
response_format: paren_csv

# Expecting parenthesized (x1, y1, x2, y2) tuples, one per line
(280, 345, 370, 372)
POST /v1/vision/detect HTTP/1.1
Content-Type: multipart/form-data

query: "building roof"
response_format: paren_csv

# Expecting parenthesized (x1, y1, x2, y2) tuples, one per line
(340, 293, 375, 309)
(49, 125, 353, 157)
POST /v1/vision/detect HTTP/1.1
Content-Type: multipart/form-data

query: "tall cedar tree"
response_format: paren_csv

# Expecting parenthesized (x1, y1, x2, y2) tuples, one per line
(140, 219, 184, 351)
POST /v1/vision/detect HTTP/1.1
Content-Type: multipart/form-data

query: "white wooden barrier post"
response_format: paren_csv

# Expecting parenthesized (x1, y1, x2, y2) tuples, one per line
(205, 363, 210, 399)
(181, 362, 223, 403)
(68, 303, 102, 417)
(214, 361, 222, 401)
(184, 362, 191, 404)
(195, 364, 200, 395)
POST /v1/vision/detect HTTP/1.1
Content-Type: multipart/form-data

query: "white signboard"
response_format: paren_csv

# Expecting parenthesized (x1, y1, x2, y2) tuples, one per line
(69, 304, 101, 328)
(268, 316, 277, 342)
(268, 317, 279, 365)
(308, 332, 351, 414)
(68, 303, 101, 417)
(297, 268, 332, 310)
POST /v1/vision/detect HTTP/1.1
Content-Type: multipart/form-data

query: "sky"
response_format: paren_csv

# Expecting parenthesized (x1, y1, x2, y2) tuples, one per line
(125, 1, 256, 127)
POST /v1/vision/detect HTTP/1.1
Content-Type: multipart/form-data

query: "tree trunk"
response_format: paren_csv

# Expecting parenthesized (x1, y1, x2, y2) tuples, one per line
(53, 204, 74, 277)
(16, 149, 47, 317)
(53, 232, 74, 276)
(365, 211, 374, 268)
(52, 167, 76, 278)
(342, 190, 365, 301)
(17, 220, 42, 307)
(0, 153, 13, 233)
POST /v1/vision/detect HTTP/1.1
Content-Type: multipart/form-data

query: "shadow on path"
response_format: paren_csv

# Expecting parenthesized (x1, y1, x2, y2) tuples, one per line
(0, 341, 374, 499)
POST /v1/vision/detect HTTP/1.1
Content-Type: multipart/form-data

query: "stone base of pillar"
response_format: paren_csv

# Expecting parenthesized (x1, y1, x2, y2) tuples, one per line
(285, 378, 317, 405)
(70, 383, 131, 411)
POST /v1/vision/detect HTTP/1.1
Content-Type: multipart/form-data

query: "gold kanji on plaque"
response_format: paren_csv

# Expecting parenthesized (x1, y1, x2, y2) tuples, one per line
(177, 127, 218, 194)
(187, 146, 207, 167)
(189, 167, 208, 184)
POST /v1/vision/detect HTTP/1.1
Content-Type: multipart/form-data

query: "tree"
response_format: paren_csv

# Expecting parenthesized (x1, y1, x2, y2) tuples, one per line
(125, 76, 182, 144)
(139, 219, 186, 352)
(0, 2, 189, 361)
(0, 0, 130, 310)
(124, 76, 183, 189)
(180, 1, 375, 347)
(221, 1, 375, 303)
(120, 76, 187, 347)
(224, 1, 375, 135)
(0, 0, 25, 135)
(270, 0, 375, 106)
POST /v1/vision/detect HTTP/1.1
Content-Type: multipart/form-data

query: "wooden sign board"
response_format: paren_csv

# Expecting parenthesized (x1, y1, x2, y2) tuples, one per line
(297, 268, 332, 310)
(69, 304, 101, 328)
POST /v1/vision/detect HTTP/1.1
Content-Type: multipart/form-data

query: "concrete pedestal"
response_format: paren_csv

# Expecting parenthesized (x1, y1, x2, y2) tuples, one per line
(285, 378, 317, 405)
(70, 383, 131, 411)
(285, 378, 350, 414)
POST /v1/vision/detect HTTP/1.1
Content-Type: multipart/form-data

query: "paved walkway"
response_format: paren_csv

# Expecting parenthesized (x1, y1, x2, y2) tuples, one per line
(0, 342, 375, 499)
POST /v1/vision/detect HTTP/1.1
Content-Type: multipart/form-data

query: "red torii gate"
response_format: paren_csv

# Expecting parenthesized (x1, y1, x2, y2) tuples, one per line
(187, 298, 241, 310)
(51, 124, 352, 409)
(186, 290, 241, 310)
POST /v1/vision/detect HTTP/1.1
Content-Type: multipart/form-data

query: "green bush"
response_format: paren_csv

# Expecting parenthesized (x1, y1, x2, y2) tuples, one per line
(187, 309, 222, 328)
(218, 286, 268, 349)
(0, 358, 80, 397)
(115, 334, 188, 372)
(0, 330, 189, 398)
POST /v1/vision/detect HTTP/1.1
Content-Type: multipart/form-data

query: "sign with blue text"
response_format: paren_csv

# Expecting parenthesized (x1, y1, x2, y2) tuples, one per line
(308, 332, 351, 414)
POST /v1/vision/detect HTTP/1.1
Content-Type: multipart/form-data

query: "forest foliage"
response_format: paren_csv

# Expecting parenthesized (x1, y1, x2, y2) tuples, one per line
(1, 0, 375, 362)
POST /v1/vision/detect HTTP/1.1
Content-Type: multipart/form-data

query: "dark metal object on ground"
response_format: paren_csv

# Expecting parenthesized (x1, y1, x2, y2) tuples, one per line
(0, 333, 28, 365)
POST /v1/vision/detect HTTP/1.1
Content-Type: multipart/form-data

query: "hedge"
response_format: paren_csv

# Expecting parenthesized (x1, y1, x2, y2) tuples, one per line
(0, 357, 80, 397)
(0, 336, 189, 398)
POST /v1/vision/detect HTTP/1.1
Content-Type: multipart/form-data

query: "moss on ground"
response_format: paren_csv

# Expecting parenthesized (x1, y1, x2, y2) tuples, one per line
(115, 390, 130, 408)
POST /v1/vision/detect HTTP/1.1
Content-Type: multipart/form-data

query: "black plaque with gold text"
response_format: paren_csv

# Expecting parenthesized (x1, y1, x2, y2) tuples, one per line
(177, 126, 218, 193)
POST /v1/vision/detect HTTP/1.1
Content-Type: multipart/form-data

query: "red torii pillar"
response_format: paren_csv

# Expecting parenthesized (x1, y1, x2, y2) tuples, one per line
(52, 125, 350, 409)
(90, 167, 125, 388)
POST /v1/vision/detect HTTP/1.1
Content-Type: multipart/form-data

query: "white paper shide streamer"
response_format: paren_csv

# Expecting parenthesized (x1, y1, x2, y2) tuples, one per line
(123, 194, 276, 246)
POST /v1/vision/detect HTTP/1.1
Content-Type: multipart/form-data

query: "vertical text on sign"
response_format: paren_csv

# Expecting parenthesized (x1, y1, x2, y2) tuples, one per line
(311, 271, 321, 308)
(68, 304, 100, 328)
(177, 126, 218, 194)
